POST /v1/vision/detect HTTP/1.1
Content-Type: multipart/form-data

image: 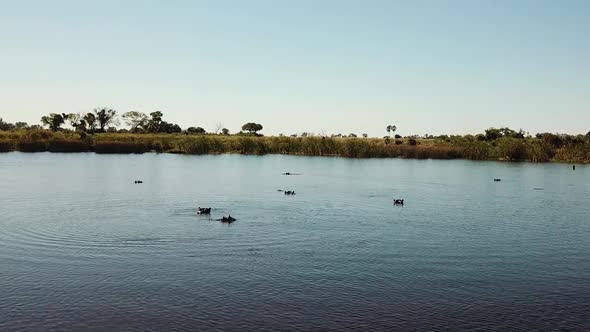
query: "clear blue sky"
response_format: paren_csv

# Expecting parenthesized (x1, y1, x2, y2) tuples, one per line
(1, 0, 589, 136)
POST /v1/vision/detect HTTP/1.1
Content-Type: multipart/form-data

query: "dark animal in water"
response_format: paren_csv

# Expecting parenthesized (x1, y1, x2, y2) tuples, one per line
(282, 172, 301, 176)
(219, 215, 236, 223)
(283, 172, 292, 175)
(284, 190, 296, 195)
(573, 165, 576, 170)
(393, 199, 404, 205)
(134, 180, 143, 184)
(494, 178, 501, 182)
(197, 207, 211, 215)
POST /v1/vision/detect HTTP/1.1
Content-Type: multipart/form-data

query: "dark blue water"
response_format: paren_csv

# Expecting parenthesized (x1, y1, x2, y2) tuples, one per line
(1, 152, 589, 331)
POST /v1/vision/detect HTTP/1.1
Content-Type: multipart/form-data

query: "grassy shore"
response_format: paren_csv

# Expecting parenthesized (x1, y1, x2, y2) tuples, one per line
(1, 130, 589, 163)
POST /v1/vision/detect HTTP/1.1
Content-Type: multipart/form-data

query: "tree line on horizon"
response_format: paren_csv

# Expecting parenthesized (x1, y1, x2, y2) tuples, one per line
(0, 109, 266, 136)
(2, 109, 590, 163)
(1, 108, 590, 145)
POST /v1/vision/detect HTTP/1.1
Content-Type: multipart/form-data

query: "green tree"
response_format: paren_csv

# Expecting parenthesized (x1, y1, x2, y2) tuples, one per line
(159, 122, 182, 133)
(0, 118, 15, 131)
(221, 128, 230, 135)
(67, 113, 87, 131)
(386, 125, 397, 137)
(84, 113, 97, 132)
(242, 122, 263, 135)
(122, 111, 149, 132)
(186, 127, 206, 135)
(41, 113, 67, 131)
(146, 111, 163, 133)
(484, 128, 502, 141)
(15, 122, 29, 129)
(93, 108, 118, 132)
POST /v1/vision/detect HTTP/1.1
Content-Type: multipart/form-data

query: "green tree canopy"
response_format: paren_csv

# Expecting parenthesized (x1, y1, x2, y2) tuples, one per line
(0, 118, 16, 131)
(146, 111, 163, 133)
(93, 107, 118, 132)
(66, 113, 87, 132)
(386, 125, 397, 137)
(41, 113, 67, 131)
(186, 127, 206, 135)
(14, 122, 28, 129)
(242, 122, 263, 134)
(122, 111, 149, 132)
(84, 113, 97, 132)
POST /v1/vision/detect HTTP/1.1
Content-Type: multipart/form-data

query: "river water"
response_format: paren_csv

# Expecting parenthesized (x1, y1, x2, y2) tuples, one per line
(0, 152, 588, 331)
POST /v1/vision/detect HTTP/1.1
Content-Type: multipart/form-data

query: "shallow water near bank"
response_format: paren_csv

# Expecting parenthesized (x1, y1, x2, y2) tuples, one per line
(0, 152, 589, 331)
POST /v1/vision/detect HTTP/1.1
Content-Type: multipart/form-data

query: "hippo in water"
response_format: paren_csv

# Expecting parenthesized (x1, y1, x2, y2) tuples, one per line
(393, 199, 404, 206)
(284, 190, 296, 195)
(219, 215, 236, 223)
(197, 207, 211, 215)
(134, 180, 143, 184)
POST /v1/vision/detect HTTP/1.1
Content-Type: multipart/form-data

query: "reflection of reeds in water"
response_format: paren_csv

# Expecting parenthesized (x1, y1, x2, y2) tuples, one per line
(17, 140, 47, 152)
(48, 140, 91, 152)
(94, 141, 147, 154)
(0, 139, 15, 152)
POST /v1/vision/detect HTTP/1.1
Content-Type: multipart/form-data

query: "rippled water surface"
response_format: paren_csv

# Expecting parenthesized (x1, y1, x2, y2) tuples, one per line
(1, 153, 589, 331)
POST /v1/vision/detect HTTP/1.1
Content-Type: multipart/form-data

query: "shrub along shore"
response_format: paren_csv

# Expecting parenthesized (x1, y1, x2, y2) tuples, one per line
(1, 130, 589, 163)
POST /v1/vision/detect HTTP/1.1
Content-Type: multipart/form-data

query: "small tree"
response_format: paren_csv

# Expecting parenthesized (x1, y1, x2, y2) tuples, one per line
(41, 113, 67, 131)
(362, 133, 368, 138)
(186, 127, 206, 135)
(348, 133, 357, 138)
(146, 111, 163, 133)
(159, 122, 182, 133)
(241, 122, 263, 135)
(84, 113, 97, 132)
(122, 111, 148, 132)
(386, 125, 397, 138)
(67, 113, 87, 131)
(15, 122, 28, 129)
(93, 107, 118, 132)
(0, 118, 15, 131)
(221, 128, 230, 135)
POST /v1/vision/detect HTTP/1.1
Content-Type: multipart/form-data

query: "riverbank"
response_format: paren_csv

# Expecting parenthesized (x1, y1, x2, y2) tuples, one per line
(1, 130, 589, 163)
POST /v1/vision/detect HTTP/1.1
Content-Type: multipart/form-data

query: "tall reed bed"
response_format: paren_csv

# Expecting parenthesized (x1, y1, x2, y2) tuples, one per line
(0, 130, 589, 163)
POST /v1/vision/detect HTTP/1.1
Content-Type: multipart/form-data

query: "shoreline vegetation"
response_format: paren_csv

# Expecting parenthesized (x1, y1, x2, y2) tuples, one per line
(1, 111, 589, 163)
